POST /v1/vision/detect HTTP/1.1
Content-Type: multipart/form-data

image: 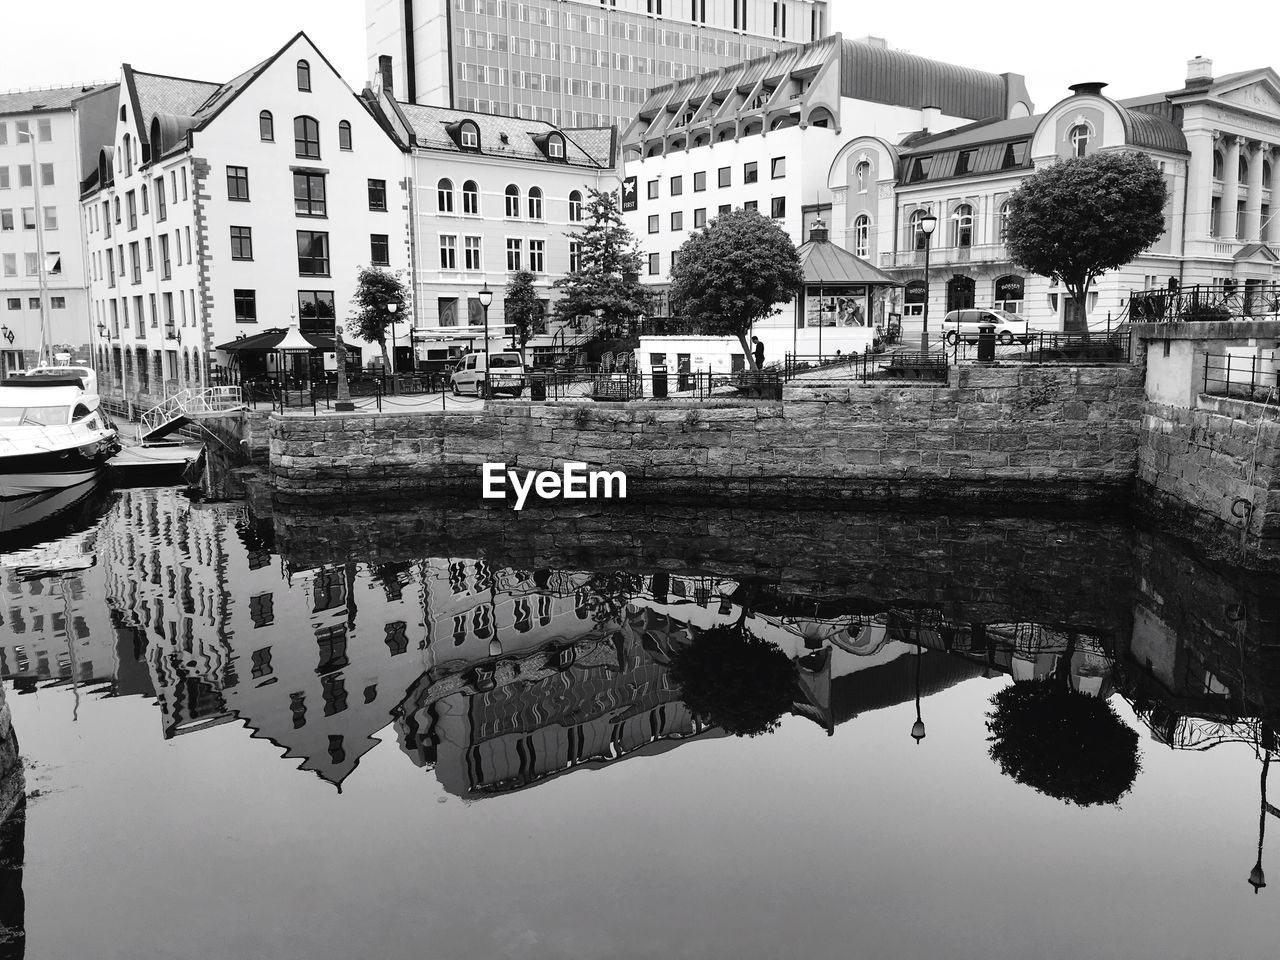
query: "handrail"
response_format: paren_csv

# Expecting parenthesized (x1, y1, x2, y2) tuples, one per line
(138, 385, 245, 440)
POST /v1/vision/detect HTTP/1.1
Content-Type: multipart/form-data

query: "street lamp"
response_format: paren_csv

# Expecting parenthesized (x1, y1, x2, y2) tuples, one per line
(910, 643, 927, 744)
(478, 286, 493, 397)
(917, 211, 938, 356)
(1250, 752, 1271, 894)
(386, 301, 399, 374)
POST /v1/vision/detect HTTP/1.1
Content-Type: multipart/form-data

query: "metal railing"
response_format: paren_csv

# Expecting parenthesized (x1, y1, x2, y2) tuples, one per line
(1203, 353, 1280, 405)
(1129, 283, 1280, 322)
(137, 385, 245, 440)
(784, 351, 948, 384)
(530, 369, 783, 402)
(879, 243, 1010, 269)
(948, 330, 1133, 364)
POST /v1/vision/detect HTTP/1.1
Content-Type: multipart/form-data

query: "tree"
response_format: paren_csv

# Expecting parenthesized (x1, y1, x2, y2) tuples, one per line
(350, 266, 410, 372)
(986, 635, 1141, 806)
(1004, 151, 1167, 334)
(668, 208, 804, 371)
(553, 188, 650, 334)
(669, 624, 797, 737)
(504, 269, 543, 358)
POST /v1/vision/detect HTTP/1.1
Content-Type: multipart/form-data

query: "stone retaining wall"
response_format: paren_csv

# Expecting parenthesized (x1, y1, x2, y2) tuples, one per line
(0, 681, 21, 827)
(269, 365, 1144, 504)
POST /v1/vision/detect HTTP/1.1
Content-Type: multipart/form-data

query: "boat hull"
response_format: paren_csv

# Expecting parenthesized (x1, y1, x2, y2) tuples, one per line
(0, 441, 119, 498)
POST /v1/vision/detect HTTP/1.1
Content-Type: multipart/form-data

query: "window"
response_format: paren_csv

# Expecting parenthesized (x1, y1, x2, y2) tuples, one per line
(126, 191, 137, 230)
(647, 179, 659, 200)
(294, 116, 321, 159)
(1212, 150, 1224, 180)
(338, 120, 352, 151)
(568, 190, 582, 221)
(129, 242, 141, 283)
(51, 296, 65, 309)
(259, 110, 274, 141)
(296, 59, 311, 92)
(569, 240, 582, 272)
(739, 162, 757, 186)
(718, 166, 731, 188)
(5, 296, 18, 308)
(771, 157, 786, 178)
(293, 172, 326, 216)
(43, 206, 57, 230)
(997, 201, 1012, 241)
(528, 186, 543, 219)
(693, 171, 706, 192)
(368, 179, 387, 210)
(2, 255, 14, 277)
(648, 252, 660, 274)
(744, 199, 758, 212)
(506, 237, 522, 271)
(0, 210, 11, 231)
(144, 238, 152, 271)
(909, 209, 931, 251)
(141, 184, 149, 215)
(234, 289, 256, 323)
(370, 233, 389, 265)
(1002, 141, 1029, 170)
(694, 208, 707, 228)
(548, 134, 565, 158)
(226, 165, 249, 201)
(464, 235, 481, 270)
(505, 184, 520, 217)
(155, 178, 167, 221)
(770, 196, 785, 219)
(855, 160, 870, 192)
(437, 178, 454, 213)
(671, 210, 683, 231)
(853, 215, 870, 258)
(954, 150, 974, 177)
(159, 234, 171, 278)
(439, 234, 457, 269)
(37, 118, 51, 142)
(40, 163, 54, 186)
(1068, 123, 1090, 157)
(0, 168, 7, 190)
(648, 214, 659, 233)
(231, 226, 253, 260)
(18, 165, 31, 188)
(953, 204, 973, 246)
(462, 180, 479, 214)
(298, 291, 336, 332)
(529, 239, 545, 273)
(296, 230, 330, 275)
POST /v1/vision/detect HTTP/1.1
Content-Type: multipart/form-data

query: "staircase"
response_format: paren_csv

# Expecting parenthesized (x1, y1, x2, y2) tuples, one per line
(138, 386, 245, 443)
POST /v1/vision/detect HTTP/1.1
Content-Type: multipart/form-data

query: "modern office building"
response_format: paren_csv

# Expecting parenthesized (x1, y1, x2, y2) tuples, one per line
(0, 82, 116, 372)
(365, 0, 829, 129)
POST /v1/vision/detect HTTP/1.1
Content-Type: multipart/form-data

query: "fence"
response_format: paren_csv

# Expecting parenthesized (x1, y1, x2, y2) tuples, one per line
(531, 369, 783, 402)
(1130, 283, 1280, 322)
(948, 331, 1132, 364)
(1203, 353, 1280, 405)
(783, 352, 949, 384)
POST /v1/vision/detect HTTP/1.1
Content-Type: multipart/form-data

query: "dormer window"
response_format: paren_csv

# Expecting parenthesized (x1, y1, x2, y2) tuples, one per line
(297, 60, 311, 92)
(460, 121, 479, 150)
(548, 135, 565, 159)
(1069, 123, 1091, 157)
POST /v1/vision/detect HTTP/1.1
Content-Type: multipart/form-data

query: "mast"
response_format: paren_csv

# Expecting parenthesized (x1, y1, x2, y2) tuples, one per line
(21, 124, 53, 366)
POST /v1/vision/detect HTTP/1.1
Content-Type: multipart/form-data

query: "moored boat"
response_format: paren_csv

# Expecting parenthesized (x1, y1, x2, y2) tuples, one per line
(0, 374, 121, 498)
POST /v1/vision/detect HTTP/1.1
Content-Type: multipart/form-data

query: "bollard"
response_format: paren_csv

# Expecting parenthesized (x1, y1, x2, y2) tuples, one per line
(977, 323, 996, 362)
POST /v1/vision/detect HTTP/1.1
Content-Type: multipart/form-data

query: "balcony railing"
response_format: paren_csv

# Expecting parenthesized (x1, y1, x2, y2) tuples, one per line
(1129, 283, 1280, 322)
(880, 243, 1010, 269)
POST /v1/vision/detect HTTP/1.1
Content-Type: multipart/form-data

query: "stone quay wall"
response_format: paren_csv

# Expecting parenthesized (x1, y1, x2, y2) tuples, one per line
(268, 365, 1145, 504)
(0, 681, 21, 827)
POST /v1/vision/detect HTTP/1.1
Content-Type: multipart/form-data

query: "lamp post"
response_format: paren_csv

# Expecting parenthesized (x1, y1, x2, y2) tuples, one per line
(16, 127, 51, 367)
(386, 301, 399, 375)
(910, 643, 927, 744)
(478, 286, 493, 397)
(1250, 752, 1270, 894)
(917, 211, 938, 356)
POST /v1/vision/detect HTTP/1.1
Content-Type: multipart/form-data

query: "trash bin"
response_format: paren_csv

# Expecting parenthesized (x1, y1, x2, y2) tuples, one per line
(529, 373, 547, 401)
(652, 364, 669, 399)
(977, 322, 996, 362)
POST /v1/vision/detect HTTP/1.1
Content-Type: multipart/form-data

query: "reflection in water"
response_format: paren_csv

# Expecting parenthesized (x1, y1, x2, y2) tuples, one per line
(2, 488, 1280, 908)
(0, 802, 23, 959)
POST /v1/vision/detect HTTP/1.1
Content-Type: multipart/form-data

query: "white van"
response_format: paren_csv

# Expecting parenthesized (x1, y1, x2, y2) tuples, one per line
(450, 351, 526, 397)
(940, 309, 1031, 346)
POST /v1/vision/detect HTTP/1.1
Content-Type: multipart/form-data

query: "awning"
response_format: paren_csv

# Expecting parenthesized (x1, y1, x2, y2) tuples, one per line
(214, 327, 338, 352)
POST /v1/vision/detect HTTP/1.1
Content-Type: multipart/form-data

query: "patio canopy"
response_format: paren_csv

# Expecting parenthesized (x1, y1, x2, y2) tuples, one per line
(215, 327, 338, 353)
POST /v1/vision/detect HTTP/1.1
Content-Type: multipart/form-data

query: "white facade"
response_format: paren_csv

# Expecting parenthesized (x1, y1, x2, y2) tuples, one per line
(81, 33, 409, 411)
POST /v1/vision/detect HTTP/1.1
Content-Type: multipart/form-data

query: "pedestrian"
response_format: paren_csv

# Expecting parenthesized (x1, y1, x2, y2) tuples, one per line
(752, 336, 765, 369)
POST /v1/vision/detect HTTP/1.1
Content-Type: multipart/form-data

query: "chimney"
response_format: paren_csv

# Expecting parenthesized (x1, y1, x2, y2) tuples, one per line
(378, 54, 395, 97)
(1068, 82, 1108, 97)
(809, 217, 829, 243)
(1186, 56, 1213, 87)
(921, 104, 941, 133)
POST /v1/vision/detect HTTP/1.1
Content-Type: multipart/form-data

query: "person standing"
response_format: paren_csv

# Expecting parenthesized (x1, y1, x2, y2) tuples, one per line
(752, 336, 765, 369)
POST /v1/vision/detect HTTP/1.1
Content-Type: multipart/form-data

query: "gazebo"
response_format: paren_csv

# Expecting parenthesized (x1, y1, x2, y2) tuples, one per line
(794, 219, 902, 356)
(214, 327, 360, 387)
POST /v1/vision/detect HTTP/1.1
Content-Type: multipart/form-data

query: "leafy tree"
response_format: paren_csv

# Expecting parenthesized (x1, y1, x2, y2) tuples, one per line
(668, 208, 804, 370)
(504, 269, 543, 358)
(986, 635, 1141, 806)
(553, 188, 650, 334)
(1004, 151, 1167, 334)
(669, 624, 797, 737)
(350, 266, 410, 372)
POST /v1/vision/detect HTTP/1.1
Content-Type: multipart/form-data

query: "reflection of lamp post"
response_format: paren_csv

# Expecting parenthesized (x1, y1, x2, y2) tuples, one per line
(1250, 752, 1270, 893)
(910, 644, 927, 744)
(917, 212, 938, 355)
(334, 323, 354, 412)
(478, 286, 493, 397)
(386, 301, 399, 374)
(1, 324, 13, 344)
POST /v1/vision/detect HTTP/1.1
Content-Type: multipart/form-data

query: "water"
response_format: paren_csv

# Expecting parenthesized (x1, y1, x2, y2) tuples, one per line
(1, 486, 1279, 959)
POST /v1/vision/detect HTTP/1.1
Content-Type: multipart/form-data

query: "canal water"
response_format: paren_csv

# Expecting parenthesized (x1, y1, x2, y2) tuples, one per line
(1, 485, 1278, 959)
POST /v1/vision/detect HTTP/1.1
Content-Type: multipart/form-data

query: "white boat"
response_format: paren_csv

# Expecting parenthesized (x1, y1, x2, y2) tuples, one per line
(0, 372, 120, 498)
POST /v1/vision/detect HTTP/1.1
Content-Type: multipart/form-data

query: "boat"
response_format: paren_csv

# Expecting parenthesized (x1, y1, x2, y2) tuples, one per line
(0, 372, 121, 498)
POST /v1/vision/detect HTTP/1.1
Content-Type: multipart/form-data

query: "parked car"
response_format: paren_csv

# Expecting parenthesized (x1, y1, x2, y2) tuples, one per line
(450, 351, 526, 397)
(940, 309, 1031, 346)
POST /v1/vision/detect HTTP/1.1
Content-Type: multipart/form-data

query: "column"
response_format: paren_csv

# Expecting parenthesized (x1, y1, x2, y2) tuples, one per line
(1265, 146, 1278, 243)
(1221, 135, 1242, 239)
(1184, 128, 1216, 244)
(1245, 141, 1266, 241)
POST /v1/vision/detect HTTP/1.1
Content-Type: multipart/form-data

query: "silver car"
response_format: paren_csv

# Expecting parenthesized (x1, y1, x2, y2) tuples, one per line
(940, 309, 1031, 346)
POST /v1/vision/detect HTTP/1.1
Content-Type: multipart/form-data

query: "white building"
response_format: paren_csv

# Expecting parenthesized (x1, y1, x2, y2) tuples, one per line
(367, 61, 619, 367)
(80, 33, 409, 414)
(0, 83, 116, 373)
(620, 34, 1032, 362)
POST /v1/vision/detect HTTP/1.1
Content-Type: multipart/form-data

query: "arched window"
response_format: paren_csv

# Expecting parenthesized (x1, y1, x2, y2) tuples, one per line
(997, 200, 1012, 241)
(1068, 123, 1090, 157)
(528, 186, 543, 220)
(192, 349, 201, 385)
(853, 215, 870, 258)
(505, 184, 520, 218)
(462, 180, 479, 215)
(547, 134, 565, 159)
(437, 178, 454, 214)
(1239, 154, 1249, 183)
(1265, 159, 1274, 185)
(294, 116, 320, 159)
(259, 110, 274, 141)
(568, 190, 583, 222)
(855, 161, 870, 193)
(297, 59, 311, 92)
(1213, 150, 1224, 179)
(909, 209, 929, 251)
(338, 120, 352, 151)
(122, 133, 133, 177)
(183, 349, 191, 384)
(459, 121, 479, 150)
(953, 203, 974, 247)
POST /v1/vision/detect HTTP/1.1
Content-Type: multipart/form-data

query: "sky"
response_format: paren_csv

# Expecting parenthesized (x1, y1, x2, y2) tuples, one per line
(1, 0, 1277, 111)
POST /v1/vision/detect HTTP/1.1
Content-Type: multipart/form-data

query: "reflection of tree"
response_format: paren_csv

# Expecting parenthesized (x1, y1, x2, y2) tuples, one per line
(669, 625, 796, 737)
(986, 637, 1140, 806)
(581, 570, 646, 627)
